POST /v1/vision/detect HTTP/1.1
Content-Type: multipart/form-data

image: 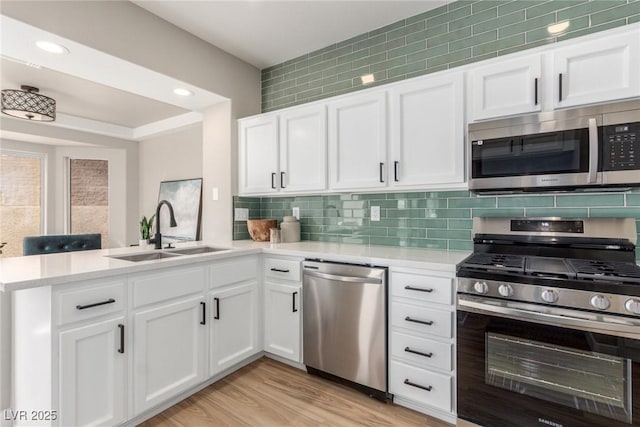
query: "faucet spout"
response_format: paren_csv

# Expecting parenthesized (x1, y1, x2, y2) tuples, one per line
(153, 200, 178, 249)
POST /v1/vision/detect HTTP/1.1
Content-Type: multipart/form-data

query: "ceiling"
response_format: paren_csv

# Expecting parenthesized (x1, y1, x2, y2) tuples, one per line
(1, 1, 451, 141)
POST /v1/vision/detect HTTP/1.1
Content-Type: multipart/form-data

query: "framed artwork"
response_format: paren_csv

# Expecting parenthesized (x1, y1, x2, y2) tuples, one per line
(157, 178, 203, 242)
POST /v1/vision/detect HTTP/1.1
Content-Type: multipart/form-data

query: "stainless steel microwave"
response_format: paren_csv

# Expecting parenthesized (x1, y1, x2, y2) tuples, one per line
(468, 100, 640, 192)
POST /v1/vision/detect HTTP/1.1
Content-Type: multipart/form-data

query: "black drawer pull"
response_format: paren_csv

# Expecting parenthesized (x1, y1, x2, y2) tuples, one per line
(404, 346, 433, 358)
(379, 162, 384, 183)
(270, 268, 290, 273)
(394, 161, 399, 182)
(292, 291, 298, 313)
(405, 316, 433, 326)
(404, 379, 432, 392)
(76, 298, 115, 310)
(271, 172, 276, 189)
(534, 77, 539, 105)
(118, 324, 125, 354)
(404, 285, 433, 293)
(200, 301, 206, 325)
(214, 297, 220, 320)
(280, 171, 286, 189)
(558, 73, 563, 102)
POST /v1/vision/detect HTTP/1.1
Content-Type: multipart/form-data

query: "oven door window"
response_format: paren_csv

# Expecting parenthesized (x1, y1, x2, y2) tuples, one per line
(486, 332, 632, 423)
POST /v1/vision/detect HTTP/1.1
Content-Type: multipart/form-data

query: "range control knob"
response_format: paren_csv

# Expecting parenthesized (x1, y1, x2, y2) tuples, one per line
(473, 281, 489, 294)
(498, 284, 513, 297)
(625, 299, 640, 315)
(590, 295, 610, 310)
(541, 289, 558, 303)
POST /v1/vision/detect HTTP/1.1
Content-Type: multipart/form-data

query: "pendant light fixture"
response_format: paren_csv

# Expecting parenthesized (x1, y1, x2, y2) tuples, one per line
(1, 85, 56, 122)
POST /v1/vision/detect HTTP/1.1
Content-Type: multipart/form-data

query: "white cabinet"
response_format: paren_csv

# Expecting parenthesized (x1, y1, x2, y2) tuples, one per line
(389, 73, 465, 187)
(209, 256, 260, 375)
(238, 106, 327, 195)
(470, 54, 542, 121)
(388, 267, 456, 423)
(328, 91, 387, 190)
(553, 30, 640, 109)
(238, 114, 279, 194)
(263, 256, 303, 363)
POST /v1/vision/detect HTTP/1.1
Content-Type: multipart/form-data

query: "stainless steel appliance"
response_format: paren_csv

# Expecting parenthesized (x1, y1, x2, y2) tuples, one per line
(468, 100, 640, 192)
(457, 217, 640, 427)
(302, 260, 387, 399)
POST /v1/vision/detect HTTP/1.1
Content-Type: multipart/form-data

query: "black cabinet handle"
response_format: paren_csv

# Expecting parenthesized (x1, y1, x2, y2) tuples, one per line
(534, 78, 539, 105)
(200, 301, 206, 325)
(379, 162, 384, 183)
(405, 316, 433, 326)
(394, 161, 399, 182)
(292, 291, 298, 313)
(213, 297, 220, 319)
(404, 379, 432, 392)
(118, 324, 125, 354)
(404, 346, 433, 358)
(271, 172, 276, 189)
(404, 285, 433, 293)
(280, 172, 286, 188)
(270, 268, 290, 273)
(76, 298, 115, 310)
(558, 73, 563, 102)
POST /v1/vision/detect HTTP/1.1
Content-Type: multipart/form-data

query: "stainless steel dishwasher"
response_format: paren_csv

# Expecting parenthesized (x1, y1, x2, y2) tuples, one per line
(302, 259, 387, 399)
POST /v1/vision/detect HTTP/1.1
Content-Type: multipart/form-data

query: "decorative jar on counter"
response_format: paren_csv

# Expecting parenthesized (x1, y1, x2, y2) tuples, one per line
(281, 216, 300, 242)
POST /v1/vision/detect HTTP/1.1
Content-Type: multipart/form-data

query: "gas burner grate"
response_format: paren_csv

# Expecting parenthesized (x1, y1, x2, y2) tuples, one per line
(567, 259, 640, 284)
(462, 253, 525, 272)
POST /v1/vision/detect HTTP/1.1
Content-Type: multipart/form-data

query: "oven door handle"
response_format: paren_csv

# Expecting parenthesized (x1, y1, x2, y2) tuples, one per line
(587, 117, 599, 184)
(458, 296, 640, 339)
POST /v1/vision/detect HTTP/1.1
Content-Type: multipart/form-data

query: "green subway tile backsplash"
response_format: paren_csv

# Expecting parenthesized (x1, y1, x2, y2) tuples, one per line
(233, 189, 640, 260)
(261, 0, 638, 112)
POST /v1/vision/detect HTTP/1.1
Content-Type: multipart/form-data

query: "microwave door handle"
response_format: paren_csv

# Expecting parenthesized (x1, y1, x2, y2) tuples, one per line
(588, 117, 598, 184)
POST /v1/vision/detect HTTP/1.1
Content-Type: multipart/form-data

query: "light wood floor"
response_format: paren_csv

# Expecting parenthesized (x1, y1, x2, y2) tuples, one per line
(140, 357, 452, 427)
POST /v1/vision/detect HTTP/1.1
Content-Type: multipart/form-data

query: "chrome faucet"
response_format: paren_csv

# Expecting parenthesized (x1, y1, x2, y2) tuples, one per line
(152, 200, 177, 249)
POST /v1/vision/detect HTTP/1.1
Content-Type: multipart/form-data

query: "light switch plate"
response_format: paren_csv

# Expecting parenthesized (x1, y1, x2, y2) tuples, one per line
(371, 206, 380, 221)
(292, 207, 300, 220)
(234, 208, 249, 221)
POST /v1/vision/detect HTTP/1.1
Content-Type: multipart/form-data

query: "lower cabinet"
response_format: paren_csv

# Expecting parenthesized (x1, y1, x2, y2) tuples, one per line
(58, 316, 127, 427)
(263, 281, 301, 362)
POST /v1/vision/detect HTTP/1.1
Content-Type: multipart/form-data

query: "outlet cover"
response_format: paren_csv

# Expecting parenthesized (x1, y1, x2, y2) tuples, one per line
(371, 206, 380, 221)
(292, 207, 300, 220)
(234, 208, 249, 221)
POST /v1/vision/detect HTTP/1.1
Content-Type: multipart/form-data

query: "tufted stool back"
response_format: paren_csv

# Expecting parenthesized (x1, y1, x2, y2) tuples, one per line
(23, 234, 102, 256)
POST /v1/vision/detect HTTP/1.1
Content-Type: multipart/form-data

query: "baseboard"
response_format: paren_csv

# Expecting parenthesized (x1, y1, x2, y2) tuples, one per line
(392, 396, 457, 425)
(263, 353, 305, 371)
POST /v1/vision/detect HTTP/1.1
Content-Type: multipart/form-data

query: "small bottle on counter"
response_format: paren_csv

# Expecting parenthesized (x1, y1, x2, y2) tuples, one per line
(280, 216, 300, 242)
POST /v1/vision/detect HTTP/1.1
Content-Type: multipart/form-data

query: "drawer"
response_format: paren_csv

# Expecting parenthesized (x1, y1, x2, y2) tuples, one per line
(132, 265, 206, 308)
(391, 271, 453, 305)
(210, 256, 258, 288)
(264, 257, 300, 281)
(391, 301, 453, 339)
(391, 331, 453, 372)
(389, 360, 452, 413)
(56, 278, 126, 325)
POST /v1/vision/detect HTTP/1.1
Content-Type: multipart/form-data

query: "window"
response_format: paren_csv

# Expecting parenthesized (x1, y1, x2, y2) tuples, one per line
(69, 159, 109, 248)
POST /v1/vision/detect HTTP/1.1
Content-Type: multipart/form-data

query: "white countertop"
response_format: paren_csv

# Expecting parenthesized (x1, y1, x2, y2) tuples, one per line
(0, 240, 470, 292)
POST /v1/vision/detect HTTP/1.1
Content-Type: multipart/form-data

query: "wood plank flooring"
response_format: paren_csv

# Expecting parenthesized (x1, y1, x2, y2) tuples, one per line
(140, 357, 452, 427)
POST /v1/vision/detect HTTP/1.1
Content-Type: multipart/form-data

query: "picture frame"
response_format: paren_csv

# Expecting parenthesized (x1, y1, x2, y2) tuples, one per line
(157, 178, 203, 243)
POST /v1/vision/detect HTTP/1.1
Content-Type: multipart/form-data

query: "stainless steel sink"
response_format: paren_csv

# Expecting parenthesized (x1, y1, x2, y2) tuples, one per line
(108, 252, 181, 262)
(166, 246, 229, 255)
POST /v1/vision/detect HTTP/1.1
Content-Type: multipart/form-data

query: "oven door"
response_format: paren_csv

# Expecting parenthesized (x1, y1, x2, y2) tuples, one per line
(457, 295, 640, 427)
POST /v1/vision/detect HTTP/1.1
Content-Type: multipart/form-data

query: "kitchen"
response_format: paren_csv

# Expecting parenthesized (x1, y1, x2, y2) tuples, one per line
(1, 1, 640, 426)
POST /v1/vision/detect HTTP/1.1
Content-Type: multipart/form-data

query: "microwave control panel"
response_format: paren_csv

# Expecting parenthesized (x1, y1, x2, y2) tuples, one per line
(602, 122, 638, 171)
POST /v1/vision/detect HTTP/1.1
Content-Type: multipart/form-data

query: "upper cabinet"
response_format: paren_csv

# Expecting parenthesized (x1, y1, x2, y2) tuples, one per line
(470, 54, 542, 121)
(389, 73, 465, 188)
(328, 91, 387, 190)
(238, 106, 327, 195)
(553, 31, 639, 109)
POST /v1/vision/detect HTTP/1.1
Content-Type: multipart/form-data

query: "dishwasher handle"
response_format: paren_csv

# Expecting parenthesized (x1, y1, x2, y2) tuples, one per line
(303, 270, 383, 284)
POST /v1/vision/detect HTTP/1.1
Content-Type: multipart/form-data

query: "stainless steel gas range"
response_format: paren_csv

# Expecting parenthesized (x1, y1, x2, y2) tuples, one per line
(456, 217, 640, 427)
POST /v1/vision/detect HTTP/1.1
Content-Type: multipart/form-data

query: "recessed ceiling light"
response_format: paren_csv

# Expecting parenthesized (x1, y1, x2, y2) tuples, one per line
(361, 74, 375, 85)
(36, 40, 69, 55)
(548, 21, 570, 35)
(173, 88, 193, 97)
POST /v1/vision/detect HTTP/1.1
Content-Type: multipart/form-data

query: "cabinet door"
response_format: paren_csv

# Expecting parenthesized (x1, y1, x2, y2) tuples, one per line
(133, 296, 206, 414)
(553, 31, 640, 109)
(328, 91, 387, 190)
(470, 54, 542, 120)
(210, 281, 259, 375)
(279, 105, 327, 193)
(238, 115, 279, 194)
(263, 281, 301, 362)
(59, 317, 126, 427)
(390, 73, 465, 187)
